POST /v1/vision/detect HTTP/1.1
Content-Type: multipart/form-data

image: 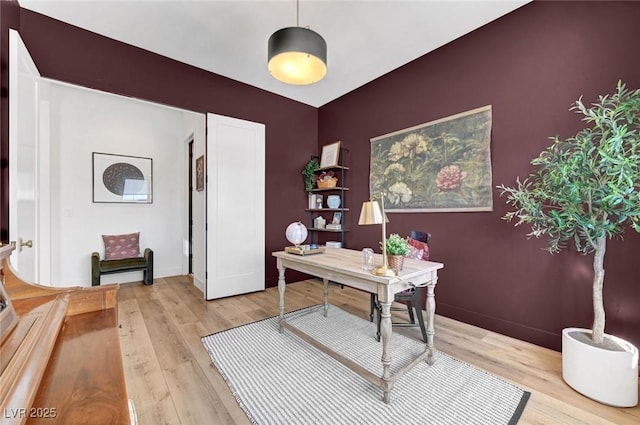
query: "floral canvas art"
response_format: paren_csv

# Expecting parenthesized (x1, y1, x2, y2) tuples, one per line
(370, 105, 493, 212)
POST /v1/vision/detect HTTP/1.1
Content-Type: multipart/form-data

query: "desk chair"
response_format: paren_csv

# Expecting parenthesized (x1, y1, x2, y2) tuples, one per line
(370, 231, 431, 342)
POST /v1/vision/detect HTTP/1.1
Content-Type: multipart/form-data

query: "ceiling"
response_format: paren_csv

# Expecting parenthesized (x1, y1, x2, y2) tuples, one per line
(20, 0, 531, 107)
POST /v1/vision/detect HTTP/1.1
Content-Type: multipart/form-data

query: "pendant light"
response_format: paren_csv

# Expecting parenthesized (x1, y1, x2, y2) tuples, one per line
(267, 0, 327, 85)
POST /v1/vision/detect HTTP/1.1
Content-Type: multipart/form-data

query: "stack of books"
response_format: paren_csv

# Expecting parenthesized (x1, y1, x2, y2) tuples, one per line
(326, 241, 342, 248)
(308, 194, 323, 209)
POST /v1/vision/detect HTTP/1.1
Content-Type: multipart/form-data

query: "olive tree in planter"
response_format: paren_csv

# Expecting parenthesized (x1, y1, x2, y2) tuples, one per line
(498, 81, 640, 407)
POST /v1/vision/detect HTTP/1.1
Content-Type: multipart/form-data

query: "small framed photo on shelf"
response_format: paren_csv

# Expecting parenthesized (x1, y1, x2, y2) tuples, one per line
(320, 141, 341, 168)
(332, 212, 342, 224)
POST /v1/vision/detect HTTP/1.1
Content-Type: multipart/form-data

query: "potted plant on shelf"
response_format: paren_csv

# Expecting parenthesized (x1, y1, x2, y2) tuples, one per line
(302, 158, 320, 192)
(385, 233, 409, 272)
(498, 81, 640, 407)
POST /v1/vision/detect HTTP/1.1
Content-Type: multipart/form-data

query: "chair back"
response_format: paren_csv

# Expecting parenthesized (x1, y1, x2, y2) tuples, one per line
(408, 230, 431, 261)
(410, 230, 431, 244)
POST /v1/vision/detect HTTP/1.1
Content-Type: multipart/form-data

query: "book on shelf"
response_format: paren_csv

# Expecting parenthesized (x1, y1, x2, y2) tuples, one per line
(326, 241, 342, 248)
(308, 194, 324, 209)
(326, 223, 341, 230)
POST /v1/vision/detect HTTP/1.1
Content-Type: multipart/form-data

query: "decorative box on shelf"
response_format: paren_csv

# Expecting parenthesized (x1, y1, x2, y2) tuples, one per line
(325, 241, 342, 248)
(326, 223, 342, 230)
(313, 216, 326, 229)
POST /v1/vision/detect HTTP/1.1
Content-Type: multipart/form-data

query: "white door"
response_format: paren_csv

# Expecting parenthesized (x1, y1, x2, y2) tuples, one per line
(206, 114, 265, 300)
(8, 29, 43, 282)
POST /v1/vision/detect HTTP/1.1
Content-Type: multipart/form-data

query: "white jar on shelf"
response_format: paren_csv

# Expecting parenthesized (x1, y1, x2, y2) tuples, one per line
(327, 195, 341, 209)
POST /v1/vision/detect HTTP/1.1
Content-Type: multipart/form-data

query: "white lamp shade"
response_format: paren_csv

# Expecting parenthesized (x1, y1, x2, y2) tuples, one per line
(358, 200, 388, 225)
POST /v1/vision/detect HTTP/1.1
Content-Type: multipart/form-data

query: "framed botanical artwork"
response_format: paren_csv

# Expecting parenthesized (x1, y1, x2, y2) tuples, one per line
(195, 155, 205, 192)
(319, 141, 341, 168)
(92, 152, 153, 203)
(370, 105, 493, 212)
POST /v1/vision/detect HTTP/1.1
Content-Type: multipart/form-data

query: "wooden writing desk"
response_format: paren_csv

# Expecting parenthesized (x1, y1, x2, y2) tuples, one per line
(272, 247, 444, 403)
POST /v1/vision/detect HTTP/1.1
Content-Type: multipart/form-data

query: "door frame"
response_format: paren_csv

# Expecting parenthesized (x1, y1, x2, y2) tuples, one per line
(188, 137, 194, 274)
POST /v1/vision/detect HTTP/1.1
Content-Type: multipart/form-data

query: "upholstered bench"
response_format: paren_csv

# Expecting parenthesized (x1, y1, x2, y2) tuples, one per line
(91, 248, 153, 286)
(92, 232, 154, 286)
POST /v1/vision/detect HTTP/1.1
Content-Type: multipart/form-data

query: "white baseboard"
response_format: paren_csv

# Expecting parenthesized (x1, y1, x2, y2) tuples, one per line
(193, 276, 204, 293)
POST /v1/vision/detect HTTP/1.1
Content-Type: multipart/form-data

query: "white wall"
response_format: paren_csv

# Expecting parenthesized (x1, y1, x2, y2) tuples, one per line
(46, 81, 204, 287)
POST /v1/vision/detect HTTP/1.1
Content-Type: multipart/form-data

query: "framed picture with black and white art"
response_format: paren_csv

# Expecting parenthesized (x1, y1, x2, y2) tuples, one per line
(93, 152, 153, 203)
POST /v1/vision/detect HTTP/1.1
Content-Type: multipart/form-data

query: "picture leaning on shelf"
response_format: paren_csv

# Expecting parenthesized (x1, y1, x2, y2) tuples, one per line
(320, 141, 341, 168)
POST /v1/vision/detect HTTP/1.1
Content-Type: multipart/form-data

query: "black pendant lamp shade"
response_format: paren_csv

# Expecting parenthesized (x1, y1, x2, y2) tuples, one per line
(268, 26, 327, 85)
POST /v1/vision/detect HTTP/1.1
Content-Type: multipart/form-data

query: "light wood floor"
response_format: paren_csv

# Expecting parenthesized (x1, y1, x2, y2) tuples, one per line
(117, 276, 640, 425)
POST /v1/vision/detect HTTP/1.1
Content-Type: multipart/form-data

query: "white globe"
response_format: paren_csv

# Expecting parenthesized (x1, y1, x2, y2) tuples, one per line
(285, 222, 308, 246)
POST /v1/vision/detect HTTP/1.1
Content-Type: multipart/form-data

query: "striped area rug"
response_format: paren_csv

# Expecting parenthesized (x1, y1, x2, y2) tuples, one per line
(201, 305, 530, 425)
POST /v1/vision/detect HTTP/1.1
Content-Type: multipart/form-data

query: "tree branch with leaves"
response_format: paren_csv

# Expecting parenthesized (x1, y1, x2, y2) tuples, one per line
(498, 81, 640, 345)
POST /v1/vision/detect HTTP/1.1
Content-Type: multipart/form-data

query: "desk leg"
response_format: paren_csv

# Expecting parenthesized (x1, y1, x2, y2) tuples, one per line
(379, 300, 392, 403)
(323, 278, 329, 317)
(425, 277, 438, 364)
(277, 264, 286, 333)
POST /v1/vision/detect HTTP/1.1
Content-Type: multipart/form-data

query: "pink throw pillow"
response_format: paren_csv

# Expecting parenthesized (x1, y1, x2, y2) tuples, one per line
(102, 232, 141, 260)
(407, 237, 430, 261)
(405, 245, 424, 260)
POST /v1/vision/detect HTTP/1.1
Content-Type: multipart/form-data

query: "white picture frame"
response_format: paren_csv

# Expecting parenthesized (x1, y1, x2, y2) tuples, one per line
(332, 212, 342, 224)
(319, 141, 341, 168)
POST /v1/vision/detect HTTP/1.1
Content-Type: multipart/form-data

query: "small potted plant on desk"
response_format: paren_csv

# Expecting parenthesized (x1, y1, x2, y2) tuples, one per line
(385, 233, 409, 272)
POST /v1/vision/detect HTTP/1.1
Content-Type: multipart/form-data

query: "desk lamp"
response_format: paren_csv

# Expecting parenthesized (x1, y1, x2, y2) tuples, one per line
(358, 194, 396, 277)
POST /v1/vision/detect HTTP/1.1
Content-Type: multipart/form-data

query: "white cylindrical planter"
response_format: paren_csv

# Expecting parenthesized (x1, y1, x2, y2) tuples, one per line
(562, 327, 638, 407)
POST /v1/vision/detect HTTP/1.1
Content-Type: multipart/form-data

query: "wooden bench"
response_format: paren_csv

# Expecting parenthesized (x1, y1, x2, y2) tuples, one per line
(91, 248, 153, 286)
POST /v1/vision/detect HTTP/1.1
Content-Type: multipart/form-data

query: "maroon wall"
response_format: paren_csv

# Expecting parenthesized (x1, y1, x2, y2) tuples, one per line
(2, 1, 639, 353)
(318, 0, 640, 351)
